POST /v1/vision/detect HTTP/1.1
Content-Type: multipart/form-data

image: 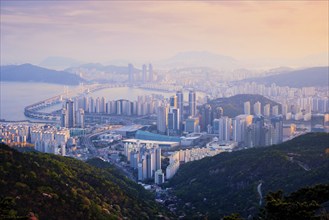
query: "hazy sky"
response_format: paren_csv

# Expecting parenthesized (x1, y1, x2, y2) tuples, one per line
(1, 1, 328, 67)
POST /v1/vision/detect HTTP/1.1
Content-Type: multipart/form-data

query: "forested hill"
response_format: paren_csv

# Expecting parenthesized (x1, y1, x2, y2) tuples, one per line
(0, 144, 169, 219)
(167, 133, 329, 219)
(207, 94, 281, 118)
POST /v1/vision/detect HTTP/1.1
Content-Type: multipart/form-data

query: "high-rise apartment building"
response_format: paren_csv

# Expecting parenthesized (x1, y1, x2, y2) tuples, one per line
(170, 95, 178, 108)
(176, 91, 184, 123)
(189, 91, 196, 117)
(254, 101, 261, 115)
(263, 104, 270, 117)
(244, 101, 251, 115)
(157, 105, 168, 134)
(61, 100, 75, 128)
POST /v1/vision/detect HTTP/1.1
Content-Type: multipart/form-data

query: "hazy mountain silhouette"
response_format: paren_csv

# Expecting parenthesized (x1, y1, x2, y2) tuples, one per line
(40, 56, 83, 70)
(66, 63, 140, 74)
(0, 64, 86, 85)
(245, 66, 329, 87)
(158, 51, 239, 69)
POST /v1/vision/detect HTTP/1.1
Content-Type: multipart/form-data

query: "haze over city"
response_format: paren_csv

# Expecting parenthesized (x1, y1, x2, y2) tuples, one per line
(1, 1, 328, 68)
(0, 1, 329, 219)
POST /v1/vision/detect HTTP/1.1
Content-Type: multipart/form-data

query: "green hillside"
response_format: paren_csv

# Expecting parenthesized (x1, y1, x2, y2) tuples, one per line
(167, 133, 329, 219)
(207, 94, 281, 118)
(0, 144, 169, 219)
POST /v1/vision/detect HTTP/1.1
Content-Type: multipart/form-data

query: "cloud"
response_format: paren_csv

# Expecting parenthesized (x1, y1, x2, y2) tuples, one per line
(0, 1, 328, 66)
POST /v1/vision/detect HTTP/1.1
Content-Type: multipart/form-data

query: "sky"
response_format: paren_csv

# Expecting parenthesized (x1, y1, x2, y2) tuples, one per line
(1, 1, 328, 68)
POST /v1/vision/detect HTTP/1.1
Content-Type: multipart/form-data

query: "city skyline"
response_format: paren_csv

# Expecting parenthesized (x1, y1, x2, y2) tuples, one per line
(1, 1, 328, 68)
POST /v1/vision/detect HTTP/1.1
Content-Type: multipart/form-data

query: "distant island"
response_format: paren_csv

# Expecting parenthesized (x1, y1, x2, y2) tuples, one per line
(0, 64, 86, 85)
(245, 66, 329, 88)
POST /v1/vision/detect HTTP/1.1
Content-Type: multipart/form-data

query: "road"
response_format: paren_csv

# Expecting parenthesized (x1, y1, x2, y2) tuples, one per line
(257, 182, 263, 206)
(80, 128, 137, 182)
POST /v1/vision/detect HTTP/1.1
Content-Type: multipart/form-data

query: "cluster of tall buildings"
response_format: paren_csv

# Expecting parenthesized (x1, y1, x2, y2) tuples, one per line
(196, 101, 284, 148)
(129, 63, 154, 83)
(123, 141, 163, 184)
(283, 97, 329, 121)
(232, 114, 283, 148)
(0, 123, 30, 145)
(157, 91, 197, 135)
(208, 82, 328, 121)
(166, 146, 225, 179)
(0, 123, 70, 155)
(61, 100, 85, 128)
(243, 101, 280, 117)
(71, 95, 166, 117)
(31, 127, 70, 156)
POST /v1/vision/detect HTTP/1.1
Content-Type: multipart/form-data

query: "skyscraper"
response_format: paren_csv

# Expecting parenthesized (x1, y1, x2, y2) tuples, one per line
(176, 91, 184, 125)
(157, 105, 168, 134)
(168, 107, 180, 134)
(61, 108, 68, 128)
(233, 114, 253, 144)
(254, 101, 261, 115)
(155, 147, 161, 171)
(218, 116, 232, 141)
(61, 100, 75, 128)
(185, 117, 199, 133)
(251, 115, 265, 147)
(170, 95, 178, 108)
(76, 108, 85, 128)
(271, 116, 283, 144)
(244, 101, 251, 115)
(189, 91, 196, 117)
(272, 105, 279, 116)
(200, 104, 212, 132)
(264, 104, 270, 117)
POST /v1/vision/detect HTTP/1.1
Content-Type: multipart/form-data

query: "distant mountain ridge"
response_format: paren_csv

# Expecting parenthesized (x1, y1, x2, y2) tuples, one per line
(0, 64, 86, 85)
(39, 56, 83, 70)
(167, 133, 329, 219)
(158, 51, 239, 69)
(245, 66, 329, 87)
(66, 63, 140, 74)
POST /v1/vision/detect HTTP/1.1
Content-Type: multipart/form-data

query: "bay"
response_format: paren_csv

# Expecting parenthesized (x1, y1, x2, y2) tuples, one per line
(0, 82, 178, 121)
